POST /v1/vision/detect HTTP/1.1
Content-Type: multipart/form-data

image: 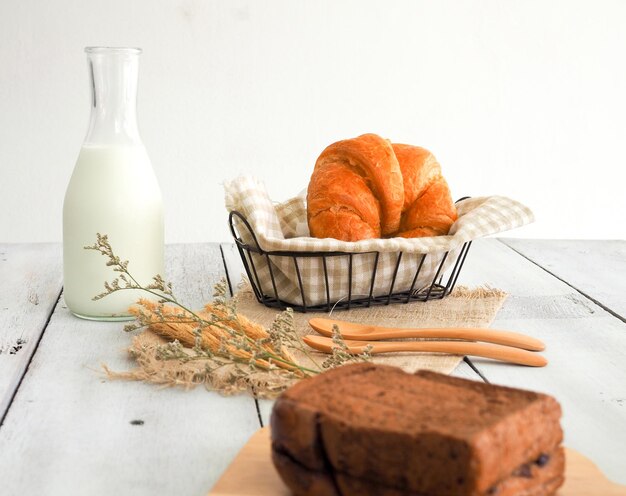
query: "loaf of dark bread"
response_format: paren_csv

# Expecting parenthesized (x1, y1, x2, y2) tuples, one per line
(270, 363, 564, 496)
(272, 447, 565, 496)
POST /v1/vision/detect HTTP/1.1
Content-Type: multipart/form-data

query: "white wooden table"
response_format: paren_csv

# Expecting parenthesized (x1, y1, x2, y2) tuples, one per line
(0, 239, 624, 495)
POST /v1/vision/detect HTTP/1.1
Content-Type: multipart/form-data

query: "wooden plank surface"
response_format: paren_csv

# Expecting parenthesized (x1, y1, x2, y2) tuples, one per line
(0, 243, 62, 421)
(457, 239, 626, 485)
(0, 244, 261, 496)
(220, 242, 484, 427)
(501, 239, 626, 321)
(3, 240, 624, 494)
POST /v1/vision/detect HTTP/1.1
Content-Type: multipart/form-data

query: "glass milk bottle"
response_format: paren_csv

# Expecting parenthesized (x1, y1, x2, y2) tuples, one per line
(63, 47, 164, 321)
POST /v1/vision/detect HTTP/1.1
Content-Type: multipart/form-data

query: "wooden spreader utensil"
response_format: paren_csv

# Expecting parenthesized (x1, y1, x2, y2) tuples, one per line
(303, 335, 548, 367)
(309, 317, 545, 351)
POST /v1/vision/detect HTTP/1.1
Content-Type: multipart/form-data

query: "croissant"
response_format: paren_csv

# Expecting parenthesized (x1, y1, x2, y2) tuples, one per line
(307, 134, 403, 240)
(307, 134, 457, 241)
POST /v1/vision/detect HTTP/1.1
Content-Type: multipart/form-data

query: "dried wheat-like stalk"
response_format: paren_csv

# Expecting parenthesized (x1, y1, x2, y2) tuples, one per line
(87, 233, 370, 385)
(129, 299, 299, 373)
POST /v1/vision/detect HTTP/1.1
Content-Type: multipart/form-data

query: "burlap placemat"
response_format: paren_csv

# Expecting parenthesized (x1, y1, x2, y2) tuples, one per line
(106, 285, 507, 398)
(233, 285, 507, 374)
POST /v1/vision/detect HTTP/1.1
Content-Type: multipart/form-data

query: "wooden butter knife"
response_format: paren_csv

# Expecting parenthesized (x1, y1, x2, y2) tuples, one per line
(302, 335, 548, 367)
(309, 318, 545, 352)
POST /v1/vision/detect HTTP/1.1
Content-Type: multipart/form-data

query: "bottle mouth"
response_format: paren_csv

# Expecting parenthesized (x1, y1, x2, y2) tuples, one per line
(85, 47, 142, 55)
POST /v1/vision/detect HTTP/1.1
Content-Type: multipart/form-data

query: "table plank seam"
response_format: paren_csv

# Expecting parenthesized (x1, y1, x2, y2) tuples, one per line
(498, 239, 626, 325)
(220, 244, 235, 298)
(221, 244, 265, 429)
(255, 399, 265, 427)
(462, 357, 490, 383)
(0, 286, 63, 428)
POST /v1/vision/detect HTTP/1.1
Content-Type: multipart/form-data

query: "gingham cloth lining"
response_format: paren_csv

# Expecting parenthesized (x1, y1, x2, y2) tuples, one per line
(224, 176, 534, 306)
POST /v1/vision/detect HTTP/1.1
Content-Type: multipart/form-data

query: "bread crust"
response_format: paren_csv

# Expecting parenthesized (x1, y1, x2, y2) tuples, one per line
(270, 364, 564, 496)
(307, 162, 381, 240)
(392, 143, 458, 237)
(306, 136, 457, 241)
(272, 445, 565, 496)
(309, 134, 403, 239)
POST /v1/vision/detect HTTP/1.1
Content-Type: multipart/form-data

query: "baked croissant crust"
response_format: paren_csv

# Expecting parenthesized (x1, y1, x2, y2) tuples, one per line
(308, 133, 404, 240)
(393, 143, 458, 238)
(307, 134, 457, 241)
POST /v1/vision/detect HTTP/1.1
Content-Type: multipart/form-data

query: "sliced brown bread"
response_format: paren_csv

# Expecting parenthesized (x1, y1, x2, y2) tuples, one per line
(270, 363, 564, 496)
(272, 445, 565, 496)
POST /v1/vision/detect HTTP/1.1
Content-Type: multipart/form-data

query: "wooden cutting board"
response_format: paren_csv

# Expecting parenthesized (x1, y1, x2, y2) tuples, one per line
(209, 427, 626, 496)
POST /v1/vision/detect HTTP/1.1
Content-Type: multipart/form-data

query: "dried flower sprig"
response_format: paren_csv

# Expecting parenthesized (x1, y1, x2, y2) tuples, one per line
(321, 324, 373, 369)
(86, 233, 370, 389)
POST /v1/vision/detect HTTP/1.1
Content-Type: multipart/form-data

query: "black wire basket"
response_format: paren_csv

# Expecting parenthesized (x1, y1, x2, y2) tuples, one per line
(228, 199, 472, 313)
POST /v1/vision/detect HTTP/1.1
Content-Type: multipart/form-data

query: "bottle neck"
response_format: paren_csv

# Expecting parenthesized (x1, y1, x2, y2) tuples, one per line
(84, 47, 142, 146)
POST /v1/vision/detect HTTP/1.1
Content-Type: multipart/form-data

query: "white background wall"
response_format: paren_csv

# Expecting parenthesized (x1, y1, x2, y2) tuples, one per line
(1, 0, 625, 243)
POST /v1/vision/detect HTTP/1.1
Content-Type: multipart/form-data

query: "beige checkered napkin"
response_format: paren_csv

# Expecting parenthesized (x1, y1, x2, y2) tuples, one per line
(224, 176, 533, 306)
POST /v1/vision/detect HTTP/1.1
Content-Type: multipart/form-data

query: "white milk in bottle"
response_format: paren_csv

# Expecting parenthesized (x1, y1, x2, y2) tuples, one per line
(63, 48, 164, 320)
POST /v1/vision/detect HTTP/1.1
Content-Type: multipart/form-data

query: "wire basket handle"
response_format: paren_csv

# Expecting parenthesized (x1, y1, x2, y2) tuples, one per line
(228, 210, 266, 255)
